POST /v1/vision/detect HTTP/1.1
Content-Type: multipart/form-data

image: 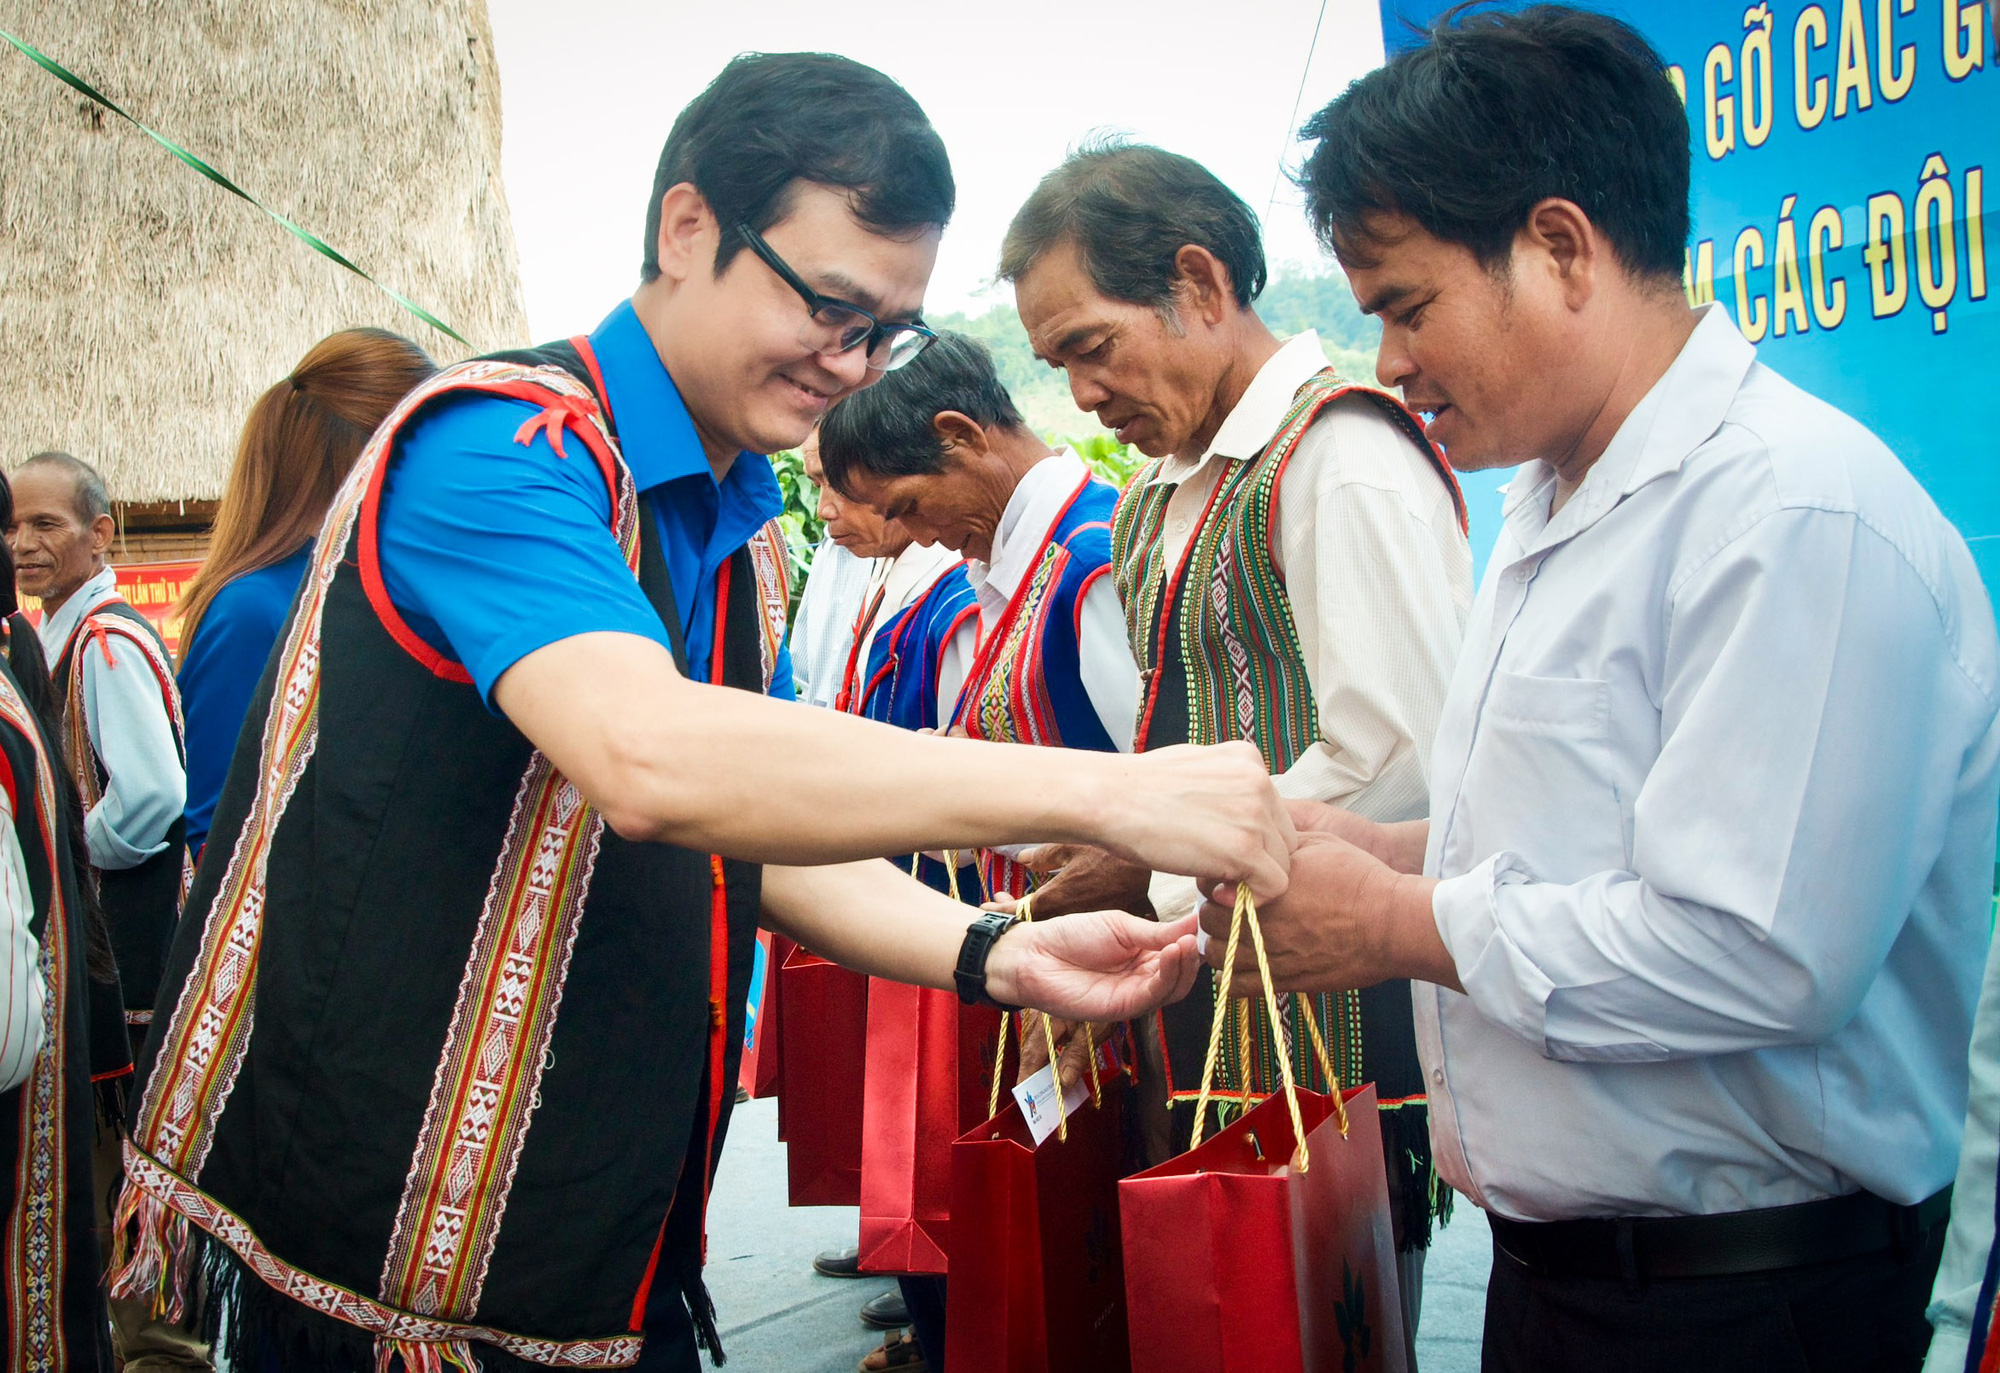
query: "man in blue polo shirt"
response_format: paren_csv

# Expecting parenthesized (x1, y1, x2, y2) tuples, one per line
(376, 294, 798, 707)
(112, 53, 1292, 1373)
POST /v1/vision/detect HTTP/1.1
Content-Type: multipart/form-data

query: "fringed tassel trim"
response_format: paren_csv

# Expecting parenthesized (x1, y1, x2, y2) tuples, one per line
(106, 1180, 193, 1323)
(682, 1270, 726, 1366)
(93, 1073, 130, 1135)
(376, 1337, 481, 1373)
(1381, 1100, 1452, 1251)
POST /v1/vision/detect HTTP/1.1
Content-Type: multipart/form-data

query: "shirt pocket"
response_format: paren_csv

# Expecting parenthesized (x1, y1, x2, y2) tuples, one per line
(1465, 671, 1630, 873)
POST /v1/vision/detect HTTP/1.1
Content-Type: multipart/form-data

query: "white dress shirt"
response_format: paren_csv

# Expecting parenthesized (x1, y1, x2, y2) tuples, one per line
(1417, 305, 2000, 1222)
(37, 566, 185, 870)
(1146, 331, 1473, 921)
(0, 779, 44, 1094)
(1925, 928, 2000, 1370)
(953, 449, 1139, 751)
(790, 540, 873, 708)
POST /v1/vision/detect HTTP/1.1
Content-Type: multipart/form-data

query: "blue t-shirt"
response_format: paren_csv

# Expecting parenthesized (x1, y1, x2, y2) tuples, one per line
(177, 545, 313, 857)
(374, 300, 793, 707)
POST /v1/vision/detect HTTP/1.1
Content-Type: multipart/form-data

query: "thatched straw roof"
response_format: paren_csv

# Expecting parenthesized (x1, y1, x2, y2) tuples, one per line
(0, 0, 528, 504)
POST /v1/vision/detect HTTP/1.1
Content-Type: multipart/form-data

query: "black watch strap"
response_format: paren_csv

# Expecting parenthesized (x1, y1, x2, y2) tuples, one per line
(954, 911, 1023, 1011)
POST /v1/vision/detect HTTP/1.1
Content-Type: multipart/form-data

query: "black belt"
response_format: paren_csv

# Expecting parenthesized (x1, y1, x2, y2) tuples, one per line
(1489, 1187, 1953, 1282)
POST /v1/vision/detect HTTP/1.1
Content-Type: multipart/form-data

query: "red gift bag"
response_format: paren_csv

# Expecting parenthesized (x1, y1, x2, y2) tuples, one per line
(946, 1068, 1135, 1373)
(740, 931, 793, 1101)
(857, 978, 1012, 1273)
(777, 944, 869, 1206)
(1120, 887, 1407, 1373)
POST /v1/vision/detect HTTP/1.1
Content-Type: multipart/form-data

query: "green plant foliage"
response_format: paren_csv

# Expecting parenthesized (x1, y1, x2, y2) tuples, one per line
(767, 444, 823, 605)
(1070, 431, 1147, 488)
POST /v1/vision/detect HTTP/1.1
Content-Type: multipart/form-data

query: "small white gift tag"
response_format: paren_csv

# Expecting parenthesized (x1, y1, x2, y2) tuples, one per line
(1010, 1061, 1093, 1146)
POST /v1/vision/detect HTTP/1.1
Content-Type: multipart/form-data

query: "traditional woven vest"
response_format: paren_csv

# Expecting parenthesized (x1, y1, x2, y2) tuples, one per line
(1112, 371, 1466, 1244)
(954, 471, 1122, 898)
(50, 600, 185, 1022)
(108, 342, 791, 1372)
(0, 649, 116, 1373)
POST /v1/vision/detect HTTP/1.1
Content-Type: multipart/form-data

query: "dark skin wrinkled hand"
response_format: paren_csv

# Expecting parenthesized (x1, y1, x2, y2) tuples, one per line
(1015, 1013, 1114, 1090)
(1019, 844, 1155, 920)
(997, 846, 1150, 1087)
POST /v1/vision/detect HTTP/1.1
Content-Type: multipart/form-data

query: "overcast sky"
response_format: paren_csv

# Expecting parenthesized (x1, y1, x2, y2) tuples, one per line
(484, 0, 1386, 339)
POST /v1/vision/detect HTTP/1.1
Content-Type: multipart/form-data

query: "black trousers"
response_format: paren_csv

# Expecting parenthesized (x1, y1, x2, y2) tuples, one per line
(1481, 1221, 1946, 1373)
(899, 1275, 949, 1370)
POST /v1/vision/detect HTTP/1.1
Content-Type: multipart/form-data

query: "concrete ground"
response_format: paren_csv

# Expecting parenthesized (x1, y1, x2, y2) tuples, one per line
(705, 1096, 1491, 1372)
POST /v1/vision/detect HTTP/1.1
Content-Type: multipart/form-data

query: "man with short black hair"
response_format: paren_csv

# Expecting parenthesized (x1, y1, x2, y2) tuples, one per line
(1225, 8, 2000, 1370)
(104, 54, 1288, 1373)
(1002, 141, 1472, 1353)
(819, 330, 1138, 813)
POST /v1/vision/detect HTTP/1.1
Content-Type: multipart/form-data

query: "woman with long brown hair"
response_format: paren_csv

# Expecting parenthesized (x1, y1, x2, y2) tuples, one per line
(176, 328, 434, 858)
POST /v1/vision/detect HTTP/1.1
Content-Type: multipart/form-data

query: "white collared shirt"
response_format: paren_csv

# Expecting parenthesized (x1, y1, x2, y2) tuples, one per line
(955, 449, 1138, 751)
(1926, 934, 2000, 1370)
(38, 566, 185, 870)
(1417, 305, 2000, 1221)
(790, 540, 873, 708)
(1146, 331, 1474, 920)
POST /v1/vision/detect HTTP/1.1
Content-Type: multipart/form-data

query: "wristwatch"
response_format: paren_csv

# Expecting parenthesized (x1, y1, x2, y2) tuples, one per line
(954, 911, 1024, 1011)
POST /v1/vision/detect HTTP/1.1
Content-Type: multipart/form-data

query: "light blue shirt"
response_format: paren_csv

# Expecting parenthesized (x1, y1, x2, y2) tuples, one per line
(1417, 305, 2000, 1221)
(38, 565, 185, 869)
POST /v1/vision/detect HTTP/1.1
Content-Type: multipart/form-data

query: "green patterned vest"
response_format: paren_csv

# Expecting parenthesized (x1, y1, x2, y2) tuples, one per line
(1111, 371, 1448, 1124)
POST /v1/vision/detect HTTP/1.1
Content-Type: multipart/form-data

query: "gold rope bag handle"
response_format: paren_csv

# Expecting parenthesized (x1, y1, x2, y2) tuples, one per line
(1189, 884, 1344, 1170)
(982, 895, 1108, 1131)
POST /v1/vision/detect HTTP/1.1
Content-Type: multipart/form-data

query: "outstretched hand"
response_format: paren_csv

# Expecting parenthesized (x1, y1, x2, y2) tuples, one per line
(984, 913, 1202, 1022)
(1096, 743, 1294, 899)
(1285, 800, 1430, 875)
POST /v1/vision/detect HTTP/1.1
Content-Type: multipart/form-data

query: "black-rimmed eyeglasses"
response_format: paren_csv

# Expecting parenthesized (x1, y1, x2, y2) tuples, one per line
(736, 222, 936, 373)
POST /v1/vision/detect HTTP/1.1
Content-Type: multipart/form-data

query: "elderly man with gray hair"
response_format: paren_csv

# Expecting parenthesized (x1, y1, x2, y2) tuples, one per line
(1002, 141, 1472, 1348)
(8, 452, 185, 1027)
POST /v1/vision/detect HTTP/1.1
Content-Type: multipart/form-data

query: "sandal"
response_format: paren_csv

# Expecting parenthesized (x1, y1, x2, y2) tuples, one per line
(858, 1329, 928, 1372)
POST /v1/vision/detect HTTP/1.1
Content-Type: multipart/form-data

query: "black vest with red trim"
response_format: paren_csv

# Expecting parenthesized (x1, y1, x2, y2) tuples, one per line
(116, 343, 767, 1372)
(0, 642, 116, 1372)
(50, 600, 186, 1017)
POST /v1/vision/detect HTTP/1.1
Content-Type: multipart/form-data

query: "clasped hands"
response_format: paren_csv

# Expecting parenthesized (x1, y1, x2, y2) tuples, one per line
(1192, 802, 1459, 997)
(1000, 800, 1457, 1050)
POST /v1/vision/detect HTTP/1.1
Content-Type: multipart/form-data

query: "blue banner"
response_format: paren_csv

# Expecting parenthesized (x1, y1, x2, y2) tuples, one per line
(1379, 1, 1997, 600)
